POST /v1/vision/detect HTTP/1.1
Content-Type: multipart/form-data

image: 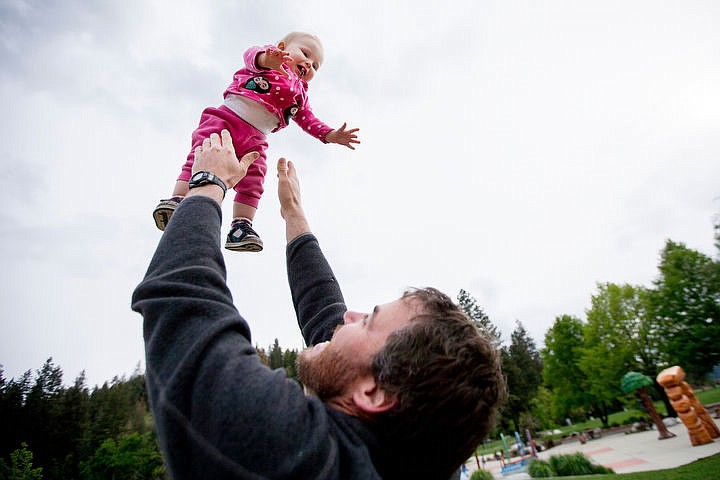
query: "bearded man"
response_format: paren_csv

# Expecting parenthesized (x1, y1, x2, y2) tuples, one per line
(132, 130, 504, 479)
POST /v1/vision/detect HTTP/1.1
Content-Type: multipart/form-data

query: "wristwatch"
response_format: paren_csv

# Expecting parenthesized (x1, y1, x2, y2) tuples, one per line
(188, 171, 227, 197)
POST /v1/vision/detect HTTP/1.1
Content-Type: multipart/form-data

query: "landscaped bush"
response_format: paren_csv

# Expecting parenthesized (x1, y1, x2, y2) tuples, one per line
(528, 452, 614, 477)
(469, 468, 494, 480)
(528, 458, 554, 477)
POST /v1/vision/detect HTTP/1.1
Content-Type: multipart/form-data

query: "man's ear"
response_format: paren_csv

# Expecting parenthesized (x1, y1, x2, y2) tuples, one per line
(351, 376, 397, 414)
(277, 41, 286, 51)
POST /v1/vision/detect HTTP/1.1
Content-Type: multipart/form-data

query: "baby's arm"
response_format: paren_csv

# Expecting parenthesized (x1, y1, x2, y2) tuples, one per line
(293, 105, 360, 150)
(325, 123, 360, 150)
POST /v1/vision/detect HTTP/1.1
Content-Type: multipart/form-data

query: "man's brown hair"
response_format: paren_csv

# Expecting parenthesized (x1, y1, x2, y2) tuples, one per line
(371, 287, 505, 477)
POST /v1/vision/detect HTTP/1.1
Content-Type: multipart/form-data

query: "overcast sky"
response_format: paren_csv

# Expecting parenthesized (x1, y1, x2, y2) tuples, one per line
(1, 0, 718, 388)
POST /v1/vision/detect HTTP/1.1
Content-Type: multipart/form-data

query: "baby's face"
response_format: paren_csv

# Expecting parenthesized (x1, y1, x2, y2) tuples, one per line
(282, 36, 323, 82)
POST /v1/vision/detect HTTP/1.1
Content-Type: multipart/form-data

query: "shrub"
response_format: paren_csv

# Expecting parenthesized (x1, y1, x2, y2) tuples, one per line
(469, 469, 494, 480)
(548, 452, 614, 476)
(528, 458, 554, 478)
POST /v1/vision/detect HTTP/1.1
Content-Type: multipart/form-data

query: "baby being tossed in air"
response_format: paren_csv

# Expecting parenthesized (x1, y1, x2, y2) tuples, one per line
(153, 31, 360, 252)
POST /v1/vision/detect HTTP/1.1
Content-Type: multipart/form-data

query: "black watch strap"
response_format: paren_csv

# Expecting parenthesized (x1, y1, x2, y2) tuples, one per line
(188, 171, 228, 197)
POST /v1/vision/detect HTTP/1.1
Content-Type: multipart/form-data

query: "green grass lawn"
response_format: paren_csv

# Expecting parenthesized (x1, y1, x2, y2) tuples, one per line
(555, 452, 719, 479)
(698, 386, 720, 405)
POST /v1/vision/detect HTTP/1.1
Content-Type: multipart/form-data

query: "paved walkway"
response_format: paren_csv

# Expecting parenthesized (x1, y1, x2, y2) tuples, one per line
(463, 418, 720, 478)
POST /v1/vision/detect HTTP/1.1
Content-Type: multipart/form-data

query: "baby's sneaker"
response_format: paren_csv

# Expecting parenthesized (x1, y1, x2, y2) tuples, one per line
(152, 196, 184, 231)
(225, 218, 263, 252)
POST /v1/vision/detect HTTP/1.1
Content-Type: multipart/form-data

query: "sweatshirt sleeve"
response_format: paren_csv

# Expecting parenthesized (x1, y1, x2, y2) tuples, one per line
(131, 197, 338, 479)
(292, 101, 334, 143)
(243, 44, 269, 72)
(286, 233, 346, 346)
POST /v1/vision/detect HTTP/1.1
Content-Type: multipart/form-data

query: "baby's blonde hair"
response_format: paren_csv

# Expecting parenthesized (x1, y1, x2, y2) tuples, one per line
(280, 31, 323, 48)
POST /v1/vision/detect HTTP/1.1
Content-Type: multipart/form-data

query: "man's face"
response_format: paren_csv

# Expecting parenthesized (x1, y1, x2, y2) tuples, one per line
(297, 298, 417, 401)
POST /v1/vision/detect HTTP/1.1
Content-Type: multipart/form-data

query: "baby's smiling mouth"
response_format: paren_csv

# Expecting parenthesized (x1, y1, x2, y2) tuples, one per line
(297, 65, 306, 77)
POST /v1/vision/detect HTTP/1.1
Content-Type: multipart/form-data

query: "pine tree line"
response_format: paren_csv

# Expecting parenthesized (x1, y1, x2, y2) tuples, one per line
(0, 338, 300, 480)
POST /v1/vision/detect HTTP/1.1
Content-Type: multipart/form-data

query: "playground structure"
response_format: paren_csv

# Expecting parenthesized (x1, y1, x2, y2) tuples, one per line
(498, 430, 538, 476)
(620, 371, 676, 440)
(656, 365, 720, 446)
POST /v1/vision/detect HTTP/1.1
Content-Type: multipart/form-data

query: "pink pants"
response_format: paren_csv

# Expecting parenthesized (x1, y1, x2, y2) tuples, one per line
(179, 105, 268, 208)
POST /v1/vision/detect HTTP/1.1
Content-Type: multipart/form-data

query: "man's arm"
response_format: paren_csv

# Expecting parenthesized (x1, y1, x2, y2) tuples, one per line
(277, 157, 311, 242)
(278, 158, 346, 345)
(132, 134, 338, 479)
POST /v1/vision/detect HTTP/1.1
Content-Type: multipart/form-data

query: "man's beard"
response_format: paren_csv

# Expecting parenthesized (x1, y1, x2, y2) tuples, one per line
(297, 342, 368, 401)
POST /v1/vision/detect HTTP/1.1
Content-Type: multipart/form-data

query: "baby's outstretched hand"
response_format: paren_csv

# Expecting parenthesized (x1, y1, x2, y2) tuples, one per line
(260, 47, 293, 77)
(325, 123, 360, 150)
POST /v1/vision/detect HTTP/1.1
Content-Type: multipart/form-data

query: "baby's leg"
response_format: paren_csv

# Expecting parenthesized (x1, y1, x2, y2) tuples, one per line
(233, 202, 257, 222)
(171, 180, 190, 197)
(154, 106, 230, 231)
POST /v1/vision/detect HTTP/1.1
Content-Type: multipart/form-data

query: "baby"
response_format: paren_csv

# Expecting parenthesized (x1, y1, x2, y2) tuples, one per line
(153, 32, 359, 251)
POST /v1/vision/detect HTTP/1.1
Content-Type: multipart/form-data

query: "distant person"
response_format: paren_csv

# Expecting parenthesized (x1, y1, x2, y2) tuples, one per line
(132, 129, 505, 479)
(152, 32, 359, 252)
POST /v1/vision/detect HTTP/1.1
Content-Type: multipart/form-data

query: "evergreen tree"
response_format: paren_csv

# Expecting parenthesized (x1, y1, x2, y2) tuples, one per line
(24, 359, 64, 471)
(457, 289, 502, 347)
(500, 321, 542, 431)
(46, 372, 90, 479)
(0, 368, 32, 460)
(268, 339, 284, 370)
(283, 348, 299, 382)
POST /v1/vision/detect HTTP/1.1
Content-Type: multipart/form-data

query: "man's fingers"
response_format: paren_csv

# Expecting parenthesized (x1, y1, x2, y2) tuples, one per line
(209, 132, 221, 148)
(277, 157, 288, 175)
(277, 158, 298, 180)
(221, 129, 232, 146)
(286, 160, 296, 178)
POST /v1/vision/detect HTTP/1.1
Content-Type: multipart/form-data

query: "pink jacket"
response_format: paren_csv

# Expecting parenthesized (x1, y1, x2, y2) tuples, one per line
(225, 45, 333, 142)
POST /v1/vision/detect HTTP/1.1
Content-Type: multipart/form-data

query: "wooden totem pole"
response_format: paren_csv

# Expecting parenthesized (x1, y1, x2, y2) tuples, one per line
(656, 366, 720, 446)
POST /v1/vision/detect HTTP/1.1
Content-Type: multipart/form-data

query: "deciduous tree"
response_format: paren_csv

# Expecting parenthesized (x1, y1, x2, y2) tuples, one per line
(649, 240, 720, 382)
(542, 315, 589, 423)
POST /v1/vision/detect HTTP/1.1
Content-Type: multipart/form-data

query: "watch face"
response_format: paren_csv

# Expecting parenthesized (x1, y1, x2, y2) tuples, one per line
(188, 171, 225, 194)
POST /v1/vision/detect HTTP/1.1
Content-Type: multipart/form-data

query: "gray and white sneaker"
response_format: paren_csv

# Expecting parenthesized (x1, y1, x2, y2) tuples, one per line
(225, 219, 263, 252)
